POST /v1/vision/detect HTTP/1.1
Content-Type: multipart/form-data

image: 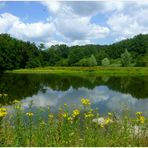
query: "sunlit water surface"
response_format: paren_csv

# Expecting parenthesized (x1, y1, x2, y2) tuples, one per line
(0, 73, 148, 116)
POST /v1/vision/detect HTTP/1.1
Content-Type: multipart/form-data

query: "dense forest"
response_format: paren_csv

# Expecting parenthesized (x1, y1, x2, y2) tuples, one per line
(0, 33, 148, 71)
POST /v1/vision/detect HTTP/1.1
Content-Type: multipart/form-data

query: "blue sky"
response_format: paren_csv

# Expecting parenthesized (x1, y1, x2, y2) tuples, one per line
(0, 1, 148, 46)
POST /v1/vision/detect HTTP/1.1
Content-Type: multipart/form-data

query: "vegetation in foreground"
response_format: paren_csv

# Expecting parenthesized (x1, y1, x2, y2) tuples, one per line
(7, 66, 148, 76)
(0, 96, 148, 147)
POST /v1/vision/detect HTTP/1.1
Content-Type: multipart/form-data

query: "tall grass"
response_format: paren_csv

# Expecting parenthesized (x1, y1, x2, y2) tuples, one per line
(0, 98, 148, 147)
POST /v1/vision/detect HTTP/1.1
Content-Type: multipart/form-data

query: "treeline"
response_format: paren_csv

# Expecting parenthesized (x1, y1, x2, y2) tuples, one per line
(0, 33, 148, 71)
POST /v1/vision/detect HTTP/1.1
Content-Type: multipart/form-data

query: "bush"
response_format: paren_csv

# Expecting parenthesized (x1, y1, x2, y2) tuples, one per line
(101, 58, 110, 66)
(75, 54, 97, 66)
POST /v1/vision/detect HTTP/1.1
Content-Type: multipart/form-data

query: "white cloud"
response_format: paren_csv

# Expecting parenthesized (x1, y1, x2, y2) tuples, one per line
(107, 8, 148, 40)
(0, 13, 55, 43)
(6, 86, 148, 115)
(55, 14, 109, 41)
(41, 1, 61, 13)
(41, 1, 110, 44)
(59, 1, 124, 16)
(0, 1, 148, 45)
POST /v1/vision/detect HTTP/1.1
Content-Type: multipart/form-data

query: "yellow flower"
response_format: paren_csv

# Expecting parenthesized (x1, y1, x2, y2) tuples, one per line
(135, 112, 145, 124)
(105, 118, 112, 125)
(26, 112, 34, 117)
(67, 116, 73, 122)
(62, 113, 68, 118)
(139, 116, 145, 124)
(81, 98, 91, 106)
(84, 111, 94, 118)
(72, 109, 80, 118)
(0, 108, 7, 118)
(136, 112, 142, 116)
(0, 108, 7, 112)
(48, 114, 54, 118)
(0, 112, 7, 118)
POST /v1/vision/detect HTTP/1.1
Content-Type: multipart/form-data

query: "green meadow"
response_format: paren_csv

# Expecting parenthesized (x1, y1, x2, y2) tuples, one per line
(6, 66, 148, 76)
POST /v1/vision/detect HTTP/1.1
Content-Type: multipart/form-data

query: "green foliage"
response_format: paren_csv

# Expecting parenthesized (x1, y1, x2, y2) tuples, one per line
(75, 58, 90, 66)
(89, 55, 97, 66)
(110, 58, 122, 67)
(136, 55, 148, 67)
(121, 49, 132, 67)
(26, 58, 42, 68)
(0, 34, 42, 71)
(0, 33, 148, 71)
(101, 58, 110, 66)
(75, 55, 97, 66)
(56, 59, 69, 66)
(95, 50, 108, 65)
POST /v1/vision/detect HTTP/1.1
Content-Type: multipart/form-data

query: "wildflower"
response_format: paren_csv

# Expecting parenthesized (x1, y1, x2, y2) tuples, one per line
(81, 98, 91, 106)
(92, 117, 113, 128)
(26, 112, 34, 117)
(48, 114, 54, 118)
(84, 111, 94, 118)
(105, 117, 112, 125)
(62, 113, 68, 118)
(0, 108, 7, 112)
(136, 112, 142, 116)
(67, 116, 73, 122)
(72, 109, 80, 118)
(139, 116, 145, 124)
(135, 112, 145, 124)
(0, 108, 7, 118)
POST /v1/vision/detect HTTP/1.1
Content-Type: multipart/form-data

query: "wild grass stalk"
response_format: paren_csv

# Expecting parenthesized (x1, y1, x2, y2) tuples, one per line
(0, 98, 147, 146)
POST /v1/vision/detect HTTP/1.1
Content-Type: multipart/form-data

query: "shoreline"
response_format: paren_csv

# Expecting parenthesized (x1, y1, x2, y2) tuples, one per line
(5, 66, 148, 76)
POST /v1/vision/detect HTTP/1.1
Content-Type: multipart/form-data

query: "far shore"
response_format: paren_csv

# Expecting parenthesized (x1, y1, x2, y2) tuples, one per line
(5, 66, 148, 76)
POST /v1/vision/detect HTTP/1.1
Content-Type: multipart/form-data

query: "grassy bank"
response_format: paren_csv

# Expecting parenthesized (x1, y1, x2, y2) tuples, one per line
(0, 98, 148, 147)
(6, 66, 148, 76)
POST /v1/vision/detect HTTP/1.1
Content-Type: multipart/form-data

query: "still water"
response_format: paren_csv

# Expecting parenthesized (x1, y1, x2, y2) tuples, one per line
(0, 73, 148, 116)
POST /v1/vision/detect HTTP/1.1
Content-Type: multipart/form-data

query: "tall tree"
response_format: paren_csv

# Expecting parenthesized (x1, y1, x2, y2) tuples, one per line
(121, 49, 132, 67)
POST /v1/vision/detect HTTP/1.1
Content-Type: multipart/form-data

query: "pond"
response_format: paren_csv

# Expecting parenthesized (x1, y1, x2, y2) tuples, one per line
(0, 73, 148, 116)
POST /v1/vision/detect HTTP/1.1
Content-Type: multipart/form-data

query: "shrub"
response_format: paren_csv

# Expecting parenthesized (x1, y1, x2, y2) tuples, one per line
(75, 54, 97, 67)
(101, 58, 110, 66)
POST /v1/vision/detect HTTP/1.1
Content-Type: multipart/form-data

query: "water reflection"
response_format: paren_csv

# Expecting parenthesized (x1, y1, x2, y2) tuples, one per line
(19, 86, 147, 116)
(0, 73, 148, 115)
